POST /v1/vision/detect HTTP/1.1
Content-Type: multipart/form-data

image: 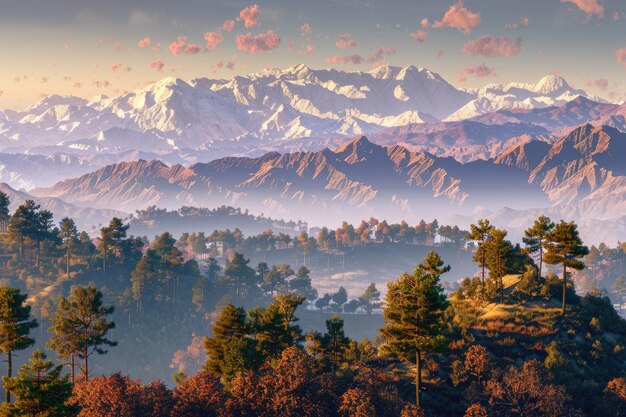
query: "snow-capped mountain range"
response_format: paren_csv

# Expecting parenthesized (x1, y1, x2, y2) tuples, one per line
(2, 63, 626, 245)
(0, 64, 616, 180)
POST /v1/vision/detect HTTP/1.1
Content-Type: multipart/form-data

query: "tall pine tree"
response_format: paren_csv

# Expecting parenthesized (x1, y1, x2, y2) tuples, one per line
(47, 286, 116, 382)
(380, 253, 450, 408)
(543, 221, 589, 315)
(0, 288, 37, 403)
(523, 215, 554, 279)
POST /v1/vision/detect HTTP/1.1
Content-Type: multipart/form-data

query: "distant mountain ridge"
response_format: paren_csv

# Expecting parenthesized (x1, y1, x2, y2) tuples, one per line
(29, 124, 626, 245)
(32, 136, 547, 219)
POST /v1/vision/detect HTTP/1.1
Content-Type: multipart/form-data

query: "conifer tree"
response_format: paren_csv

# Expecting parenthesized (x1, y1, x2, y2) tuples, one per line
(0, 192, 9, 231)
(380, 253, 450, 408)
(467, 219, 494, 289)
(0, 287, 38, 403)
(332, 287, 348, 312)
(58, 217, 78, 279)
(204, 304, 260, 383)
(416, 251, 451, 280)
(359, 283, 381, 315)
(484, 228, 511, 303)
(306, 316, 350, 375)
(290, 266, 318, 302)
(47, 286, 116, 382)
(0, 350, 74, 417)
(523, 215, 554, 279)
(543, 221, 589, 315)
(224, 253, 255, 299)
(99, 217, 129, 272)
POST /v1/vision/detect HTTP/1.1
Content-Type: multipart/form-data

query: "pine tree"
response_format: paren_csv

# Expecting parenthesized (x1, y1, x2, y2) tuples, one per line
(306, 316, 350, 375)
(467, 219, 494, 290)
(523, 215, 554, 279)
(359, 283, 381, 315)
(47, 286, 116, 382)
(204, 304, 260, 383)
(224, 253, 255, 299)
(58, 217, 78, 279)
(99, 218, 129, 272)
(483, 228, 512, 303)
(0, 287, 38, 403)
(0, 350, 74, 416)
(380, 252, 450, 408)
(415, 251, 451, 280)
(0, 192, 9, 232)
(130, 249, 160, 313)
(543, 221, 589, 315)
(290, 266, 318, 302)
(7, 201, 41, 264)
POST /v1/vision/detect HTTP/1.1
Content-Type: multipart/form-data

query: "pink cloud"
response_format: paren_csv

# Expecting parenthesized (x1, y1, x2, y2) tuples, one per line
(463, 36, 523, 57)
(235, 30, 281, 54)
(460, 63, 497, 81)
(437, 50, 444, 58)
(73, 82, 82, 89)
(300, 23, 312, 36)
(168, 36, 203, 56)
(298, 44, 315, 56)
(226, 57, 237, 69)
(138, 37, 151, 48)
(505, 17, 529, 28)
(287, 41, 294, 52)
(149, 59, 165, 72)
(238, 4, 261, 29)
(223, 19, 235, 32)
(212, 60, 224, 72)
(204, 31, 224, 51)
(616, 47, 626, 68)
(325, 54, 364, 65)
(91, 79, 111, 88)
(560, 0, 604, 18)
(420, 18, 430, 28)
(111, 63, 122, 72)
(63, 43, 72, 49)
(612, 10, 621, 20)
(169, 36, 187, 56)
(410, 30, 428, 42)
(369, 47, 396, 63)
(336, 33, 357, 49)
(432, 1, 481, 34)
(596, 79, 608, 91)
(40, 77, 49, 84)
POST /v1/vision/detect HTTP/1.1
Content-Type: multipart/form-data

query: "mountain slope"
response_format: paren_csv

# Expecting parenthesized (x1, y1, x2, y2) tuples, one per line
(32, 137, 548, 223)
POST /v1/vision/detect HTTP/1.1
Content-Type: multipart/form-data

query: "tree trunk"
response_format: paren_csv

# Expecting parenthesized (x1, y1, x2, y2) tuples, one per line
(539, 245, 543, 279)
(562, 262, 567, 315)
(70, 354, 75, 385)
(84, 347, 89, 381)
(481, 248, 485, 286)
(67, 249, 71, 278)
(5, 350, 12, 403)
(415, 350, 422, 408)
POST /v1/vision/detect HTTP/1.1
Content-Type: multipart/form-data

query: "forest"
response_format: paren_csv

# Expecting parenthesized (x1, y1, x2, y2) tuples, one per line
(0, 191, 626, 416)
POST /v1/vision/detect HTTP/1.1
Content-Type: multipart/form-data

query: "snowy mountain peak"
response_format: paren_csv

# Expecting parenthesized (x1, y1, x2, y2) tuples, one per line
(285, 63, 313, 77)
(532, 74, 571, 95)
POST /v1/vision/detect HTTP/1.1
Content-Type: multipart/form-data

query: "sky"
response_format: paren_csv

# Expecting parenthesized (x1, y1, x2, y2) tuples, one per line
(1, 0, 625, 109)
